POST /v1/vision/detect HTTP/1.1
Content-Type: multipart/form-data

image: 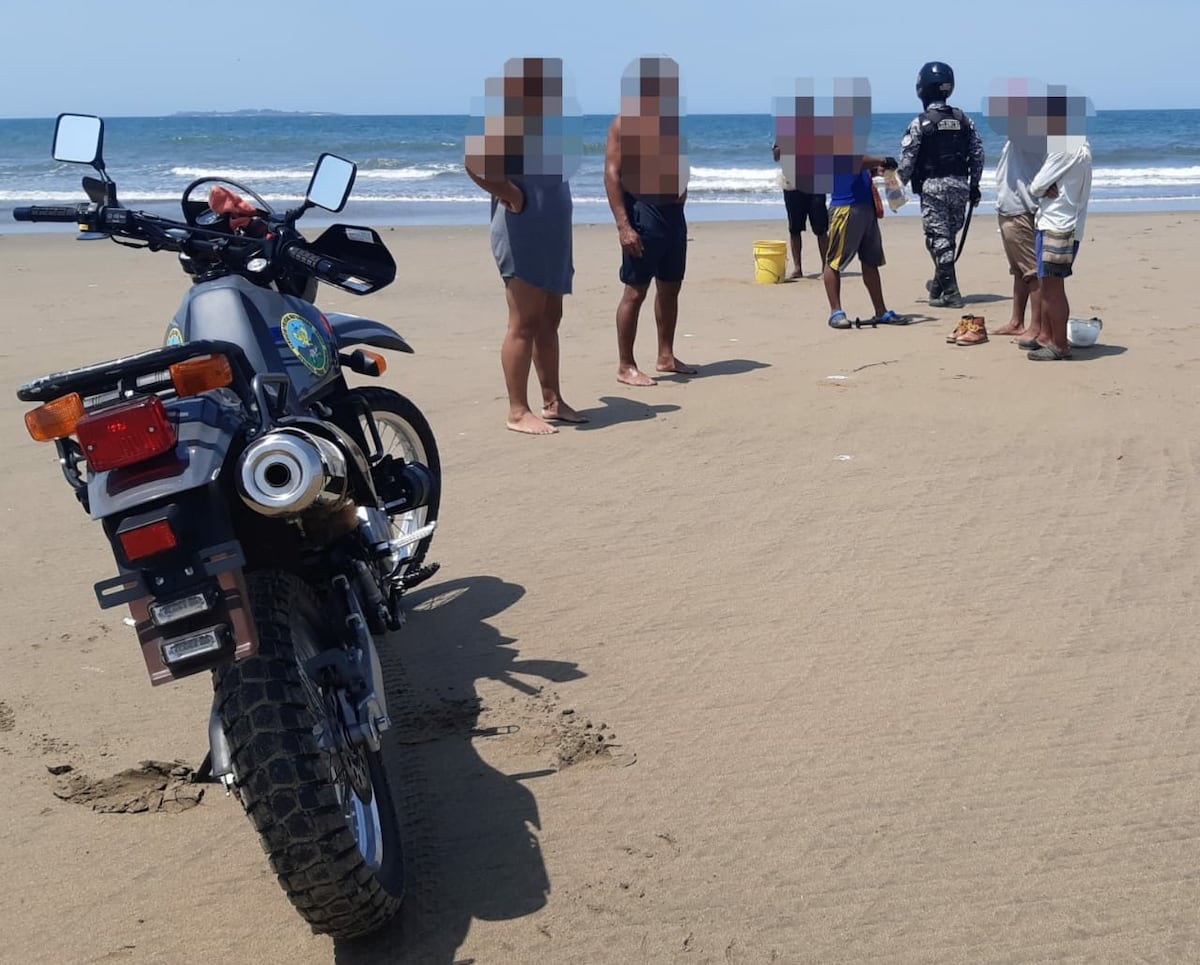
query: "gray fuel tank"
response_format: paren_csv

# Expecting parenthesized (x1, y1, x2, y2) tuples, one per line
(163, 275, 340, 407)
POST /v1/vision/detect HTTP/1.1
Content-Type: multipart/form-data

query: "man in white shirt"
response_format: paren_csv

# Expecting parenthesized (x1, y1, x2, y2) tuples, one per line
(1027, 95, 1093, 361)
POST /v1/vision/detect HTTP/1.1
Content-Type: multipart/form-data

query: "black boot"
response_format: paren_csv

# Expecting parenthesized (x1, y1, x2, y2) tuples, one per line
(927, 265, 963, 308)
(925, 277, 942, 299)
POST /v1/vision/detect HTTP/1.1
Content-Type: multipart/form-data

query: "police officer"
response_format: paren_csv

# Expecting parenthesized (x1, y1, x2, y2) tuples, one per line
(896, 62, 985, 308)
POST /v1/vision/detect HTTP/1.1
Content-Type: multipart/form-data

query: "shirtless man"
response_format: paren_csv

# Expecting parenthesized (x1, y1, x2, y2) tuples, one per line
(604, 56, 697, 386)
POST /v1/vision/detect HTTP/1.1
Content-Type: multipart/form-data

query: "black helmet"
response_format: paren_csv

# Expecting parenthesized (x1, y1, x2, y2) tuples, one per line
(916, 62, 955, 105)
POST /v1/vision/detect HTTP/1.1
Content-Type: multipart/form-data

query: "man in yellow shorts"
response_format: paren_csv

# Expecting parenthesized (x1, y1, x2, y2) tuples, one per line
(823, 154, 906, 329)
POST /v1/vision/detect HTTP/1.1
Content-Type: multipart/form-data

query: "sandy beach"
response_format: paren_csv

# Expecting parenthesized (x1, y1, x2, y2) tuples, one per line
(2, 210, 1200, 964)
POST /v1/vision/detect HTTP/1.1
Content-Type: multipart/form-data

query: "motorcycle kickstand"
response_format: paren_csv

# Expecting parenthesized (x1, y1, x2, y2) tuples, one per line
(193, 751, 215, 784)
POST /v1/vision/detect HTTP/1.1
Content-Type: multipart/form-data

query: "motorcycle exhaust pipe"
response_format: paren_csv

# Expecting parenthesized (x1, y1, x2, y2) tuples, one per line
(237, 428, 351, 517)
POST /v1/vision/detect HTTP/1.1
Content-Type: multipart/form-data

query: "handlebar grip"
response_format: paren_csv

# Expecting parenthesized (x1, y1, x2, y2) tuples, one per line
(12, 205, 87, 223)
(285, 240, 350, 285)
(285, 242, 323, 272)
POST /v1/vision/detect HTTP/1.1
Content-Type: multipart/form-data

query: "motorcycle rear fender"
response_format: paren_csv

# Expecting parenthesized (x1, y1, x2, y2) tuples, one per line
(86, 393, 244, 521)
(98, 542, 259, 686)
(93, 476, 258, 686)
(324, 313, 413, 354)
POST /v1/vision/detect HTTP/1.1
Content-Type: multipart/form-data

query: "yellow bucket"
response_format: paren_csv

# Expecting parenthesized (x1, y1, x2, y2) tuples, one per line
(753, 240, 787, 284)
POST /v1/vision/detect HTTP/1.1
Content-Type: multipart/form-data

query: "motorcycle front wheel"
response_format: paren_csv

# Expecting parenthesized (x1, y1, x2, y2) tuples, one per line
(350, 387, 441, 572)
(213, 571, 404, 939)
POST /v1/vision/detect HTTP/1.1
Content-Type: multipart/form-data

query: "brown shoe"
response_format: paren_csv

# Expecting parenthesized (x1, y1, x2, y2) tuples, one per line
(946, 314, 973, 343)
(956, 316, 989, 346)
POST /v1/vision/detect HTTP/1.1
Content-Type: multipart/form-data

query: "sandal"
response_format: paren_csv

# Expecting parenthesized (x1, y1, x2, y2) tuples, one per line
(1027, 345, 1071, 361)
(874, 310, 909, 326)
(828, 310, 851, 330)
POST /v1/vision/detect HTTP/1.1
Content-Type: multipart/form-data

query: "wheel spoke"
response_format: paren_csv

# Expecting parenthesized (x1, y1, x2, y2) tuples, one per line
(362, 410, 430, 554)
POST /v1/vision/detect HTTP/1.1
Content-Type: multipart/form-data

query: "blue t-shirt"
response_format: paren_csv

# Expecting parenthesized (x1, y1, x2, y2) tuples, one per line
(830, 167, 873, 208)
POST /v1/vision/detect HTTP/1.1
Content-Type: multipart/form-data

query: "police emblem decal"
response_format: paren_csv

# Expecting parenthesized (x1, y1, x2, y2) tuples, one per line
(280, 313, 330, 376)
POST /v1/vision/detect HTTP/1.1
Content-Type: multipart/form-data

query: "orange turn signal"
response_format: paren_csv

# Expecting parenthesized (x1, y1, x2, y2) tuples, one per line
(25, 393, 86, 442)
(360, 350, 387, 376)
(170, 354, 233, 396)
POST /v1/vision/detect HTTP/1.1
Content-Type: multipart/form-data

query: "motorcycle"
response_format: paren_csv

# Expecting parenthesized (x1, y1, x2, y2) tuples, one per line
(14, 114, 441, 939)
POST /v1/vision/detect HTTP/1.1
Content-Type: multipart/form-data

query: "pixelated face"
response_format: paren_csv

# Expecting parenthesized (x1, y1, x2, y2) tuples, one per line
(772, 77, 871, 194)
(985, 78, 1093, 152)
(464, 56, 583, 181)
(618, 56, 688, 198)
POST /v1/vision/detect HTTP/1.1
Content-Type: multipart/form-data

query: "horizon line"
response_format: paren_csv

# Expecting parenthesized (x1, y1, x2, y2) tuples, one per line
(3, 106, 1197, 122)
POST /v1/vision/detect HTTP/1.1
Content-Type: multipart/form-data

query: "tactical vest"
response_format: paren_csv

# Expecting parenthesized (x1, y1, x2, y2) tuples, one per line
(912, 105, 970, 191)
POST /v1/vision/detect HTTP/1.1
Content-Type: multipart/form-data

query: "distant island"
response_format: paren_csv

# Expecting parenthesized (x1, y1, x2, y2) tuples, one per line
(172, 109, 342, 117)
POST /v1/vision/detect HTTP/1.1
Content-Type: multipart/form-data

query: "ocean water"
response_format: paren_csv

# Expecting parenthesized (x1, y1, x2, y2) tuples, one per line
(2, 111, 1199, 230)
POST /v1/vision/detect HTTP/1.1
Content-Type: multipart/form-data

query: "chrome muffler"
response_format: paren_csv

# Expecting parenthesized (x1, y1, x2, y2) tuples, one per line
(237, 427, 351, 517)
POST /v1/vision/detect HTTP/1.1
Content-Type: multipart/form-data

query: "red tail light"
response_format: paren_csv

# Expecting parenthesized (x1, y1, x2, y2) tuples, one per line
(76, 396, 177, 472)
(118, 520, 178, 562)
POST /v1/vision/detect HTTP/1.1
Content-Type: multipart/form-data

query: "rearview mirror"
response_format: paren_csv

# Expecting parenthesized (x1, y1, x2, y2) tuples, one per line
(53, 113, 104, 167)
(306, 153, 356, 213)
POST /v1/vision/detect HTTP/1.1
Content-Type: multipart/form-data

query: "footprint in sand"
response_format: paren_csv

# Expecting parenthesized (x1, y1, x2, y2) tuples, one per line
(51, 760, 203, 814)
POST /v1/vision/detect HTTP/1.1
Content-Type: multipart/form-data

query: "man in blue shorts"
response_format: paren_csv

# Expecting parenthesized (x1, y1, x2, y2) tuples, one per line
(822, 154, 905, 329)
(604, 56, 697, 386)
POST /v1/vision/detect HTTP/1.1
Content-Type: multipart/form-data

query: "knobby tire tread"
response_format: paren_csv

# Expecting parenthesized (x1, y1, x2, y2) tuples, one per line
(213, 570, 401, 939)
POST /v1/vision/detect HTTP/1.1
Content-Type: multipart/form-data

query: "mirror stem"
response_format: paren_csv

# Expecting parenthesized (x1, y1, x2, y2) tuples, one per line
(284, 200, 314, 226)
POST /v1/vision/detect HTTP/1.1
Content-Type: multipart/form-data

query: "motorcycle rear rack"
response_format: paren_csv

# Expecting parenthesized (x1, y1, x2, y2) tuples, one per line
(17, 339, 258, 405)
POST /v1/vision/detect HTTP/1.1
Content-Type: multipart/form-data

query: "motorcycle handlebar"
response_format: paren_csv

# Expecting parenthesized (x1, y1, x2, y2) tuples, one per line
(12, 199, 373, 291)
(13, 204, 89, 223)
(285, 241, 323, 272)
(284, 240, 354, 287)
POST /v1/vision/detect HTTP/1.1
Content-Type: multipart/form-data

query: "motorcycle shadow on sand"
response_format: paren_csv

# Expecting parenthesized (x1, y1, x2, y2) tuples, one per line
(335, 574, 583, 964)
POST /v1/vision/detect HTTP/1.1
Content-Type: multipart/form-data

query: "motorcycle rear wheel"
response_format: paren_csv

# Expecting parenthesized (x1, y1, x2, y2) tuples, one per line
(213, 571, 404, 938)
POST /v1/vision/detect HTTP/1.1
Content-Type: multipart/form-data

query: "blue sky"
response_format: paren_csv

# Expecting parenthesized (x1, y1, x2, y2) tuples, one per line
(2, 0, 1196, 118)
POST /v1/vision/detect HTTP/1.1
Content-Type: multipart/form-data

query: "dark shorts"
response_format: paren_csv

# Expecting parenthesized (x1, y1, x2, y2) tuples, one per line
(619, 194, 687, 286)
(1036, 229, 1080, 279)
(782, 189, 829, 236)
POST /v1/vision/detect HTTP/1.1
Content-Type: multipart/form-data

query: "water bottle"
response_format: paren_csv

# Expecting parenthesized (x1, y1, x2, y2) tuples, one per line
(883, 169, 907, 212)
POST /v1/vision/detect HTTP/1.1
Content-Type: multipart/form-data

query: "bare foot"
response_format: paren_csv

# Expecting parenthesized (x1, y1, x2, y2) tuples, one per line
(618, 365, 656, 387)
(992, 323, 1026, 337)
(656, 357, 698, 375)
(507, 411, 558, 435)
(542, 401, 589, 424)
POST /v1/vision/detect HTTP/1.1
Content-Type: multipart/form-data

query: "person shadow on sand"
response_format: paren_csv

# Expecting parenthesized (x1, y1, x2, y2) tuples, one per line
(333, 575, 585, 965)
